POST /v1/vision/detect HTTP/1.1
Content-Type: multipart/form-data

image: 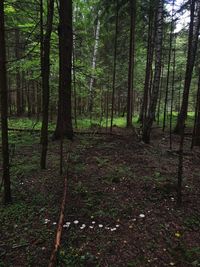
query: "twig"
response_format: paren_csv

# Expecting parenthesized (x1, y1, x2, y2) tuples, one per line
(12, 243, 29, 249)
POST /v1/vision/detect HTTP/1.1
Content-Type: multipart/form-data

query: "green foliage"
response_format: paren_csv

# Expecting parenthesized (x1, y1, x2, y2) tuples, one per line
(103, 163, 133, 184)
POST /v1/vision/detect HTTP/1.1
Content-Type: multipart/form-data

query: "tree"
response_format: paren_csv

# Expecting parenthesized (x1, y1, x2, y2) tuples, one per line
(142, 0, 164, 143)
(53, 0, 73, 140)
(174, 0, 200, 133)
(127, 0, 136, 128)
(110, 0, 119, 132)
(162, 0, 175, 132)
(40, 0, 55, 169)
(0, 0, 12, 204)
(191, 68, 200, 147)
(138, 0, 155, 125)
(15, 28, 22, 116)
(88, 11, 101, 114)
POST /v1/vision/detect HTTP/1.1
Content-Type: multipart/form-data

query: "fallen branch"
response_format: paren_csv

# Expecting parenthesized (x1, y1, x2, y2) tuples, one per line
(7, 128, 123, 137)
(48, 149, 71, 267)
(48, 176, 67, 267)
(12, 243, 29, 249)
(8, 128, 46, 133)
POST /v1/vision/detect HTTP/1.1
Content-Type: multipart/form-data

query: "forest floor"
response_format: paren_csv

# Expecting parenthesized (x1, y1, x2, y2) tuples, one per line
(0, 126, 200, 267)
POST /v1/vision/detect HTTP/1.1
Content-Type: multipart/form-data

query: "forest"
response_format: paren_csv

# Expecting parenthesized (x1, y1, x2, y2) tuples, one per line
(0, 0, 200, 266)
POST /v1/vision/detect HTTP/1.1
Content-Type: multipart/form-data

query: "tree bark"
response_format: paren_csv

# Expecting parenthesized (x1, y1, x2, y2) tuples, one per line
(127, 0, 136, 128)
(142, 0, 164, 143)
(138, 0, 155, 124)
(53, 0, 73, 140)
(162, 0, 175, 131)
(40, 0, 54, 169)
(110, 0, 119, 132)
(15, 28, 22, 116)
(88, 12, 100, 114)
(191, 68, 200, 147)
(174, 0, 200, 133)
(0, 0, 12, 204)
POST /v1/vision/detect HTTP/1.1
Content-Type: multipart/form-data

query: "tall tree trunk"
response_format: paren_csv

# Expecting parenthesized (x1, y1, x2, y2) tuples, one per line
(174, 0, 200, 133)
(0, 0, 12, 204)
(88, 13, 100, 114)
(170, 44, 176, 149)
(162, 0, 174, 131)
(110, 0, 119, 132)
(191, 68, 200, 147)
(156, 60, 165, 125)
(15, 28, 22, 116)
(40, 0, 54, 169)
(127, 0, 136, 128)
(53, 0, 73, 140)
(142, 0, 164, 143)
(138, 0, 155, 124)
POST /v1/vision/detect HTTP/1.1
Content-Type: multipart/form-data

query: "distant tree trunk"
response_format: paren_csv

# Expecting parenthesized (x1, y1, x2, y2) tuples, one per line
(127, 0, 136, 128)
(163, 0, 174, 131)
(21, 71, 26, 114)
(88, 13, 100, 114)
(0, 0, 12, 204)
(170, 45, 176, 149)
(157, 61, 165, 125)
(191, 69, 200, 147)
(174, 0, 200, 133)
(110, 0, 119, 132)
(142, 0, 163, 143)
(31, 81, 36, 115)
(138, 0, 155, 124)
(53, 0, 73, 140)
(40, 0, 54, 169)
(15, 28, 22, 116)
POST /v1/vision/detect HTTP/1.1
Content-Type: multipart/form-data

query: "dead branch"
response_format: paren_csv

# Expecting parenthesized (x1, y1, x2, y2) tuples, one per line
(48, 148, 71, 267)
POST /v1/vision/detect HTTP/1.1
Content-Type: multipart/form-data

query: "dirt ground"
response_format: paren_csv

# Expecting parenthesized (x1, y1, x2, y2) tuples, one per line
(0, 128, 200, 266)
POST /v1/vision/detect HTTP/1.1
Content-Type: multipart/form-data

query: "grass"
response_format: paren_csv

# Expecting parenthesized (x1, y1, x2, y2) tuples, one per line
(7, 115, 138, 131)
(6, 112, 195, 135)
(157, 112, 195, 128)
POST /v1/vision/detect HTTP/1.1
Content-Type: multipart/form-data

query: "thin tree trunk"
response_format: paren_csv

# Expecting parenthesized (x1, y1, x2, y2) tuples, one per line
(127, 0, 136, 128)
(142, 0, 164, 143)
(40, 0, 54, 169)
(174, 0, 200, 133)
(163, 0, 174, 131)
(88, 13, 100, 114)
(110, 0, 119, 132)
(0, 0, 12, 204)
(15, 28, 22, 116)
(170, 45, 176, 149)
(139, 0, 155, 124)
(191, 68, 200, 147)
